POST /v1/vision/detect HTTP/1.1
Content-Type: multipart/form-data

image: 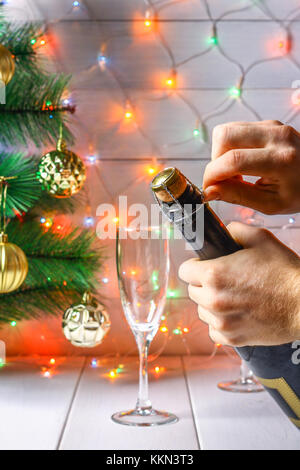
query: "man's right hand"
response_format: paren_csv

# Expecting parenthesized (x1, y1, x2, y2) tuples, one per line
(203, 120, 300, 215)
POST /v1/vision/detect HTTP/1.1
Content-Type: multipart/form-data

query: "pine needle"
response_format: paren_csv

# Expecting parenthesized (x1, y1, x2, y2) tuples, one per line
(0, 152, 41, 217)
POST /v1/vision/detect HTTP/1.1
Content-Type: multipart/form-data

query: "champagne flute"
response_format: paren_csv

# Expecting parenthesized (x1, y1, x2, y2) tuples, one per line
(112, 224, 178, 426)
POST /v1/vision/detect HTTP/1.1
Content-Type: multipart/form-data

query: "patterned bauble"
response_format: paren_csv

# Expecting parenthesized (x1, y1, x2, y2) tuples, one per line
(0, 44, 15, 86)
(0, 233, 28, 293)
(38, 138, 86, 198)
(62, 292, 111, 348)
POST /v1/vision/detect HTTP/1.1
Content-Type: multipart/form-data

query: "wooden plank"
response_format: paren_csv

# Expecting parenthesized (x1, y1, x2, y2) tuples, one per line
(0, 357, 85, 450)
(183, 356, 300, 450)
(59, 356, 199, 450)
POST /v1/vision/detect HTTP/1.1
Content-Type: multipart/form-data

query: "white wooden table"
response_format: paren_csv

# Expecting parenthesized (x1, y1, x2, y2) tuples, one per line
(0, 356, 298, 450)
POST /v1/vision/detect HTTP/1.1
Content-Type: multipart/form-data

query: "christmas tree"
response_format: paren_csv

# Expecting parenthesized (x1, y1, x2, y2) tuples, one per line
(0, 15, 103, 325)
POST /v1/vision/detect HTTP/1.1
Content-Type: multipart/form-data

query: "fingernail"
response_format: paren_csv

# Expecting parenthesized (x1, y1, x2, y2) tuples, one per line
(203, 190, 220, 202)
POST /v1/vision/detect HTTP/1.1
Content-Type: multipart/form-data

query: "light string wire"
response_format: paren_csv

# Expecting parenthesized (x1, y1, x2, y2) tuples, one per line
(4, 0, 300, 373)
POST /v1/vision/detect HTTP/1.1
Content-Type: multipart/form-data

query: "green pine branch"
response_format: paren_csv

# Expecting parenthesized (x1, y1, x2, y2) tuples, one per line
(0, 219, 105, 324)
(1, 71, 74, 147)
(0, 288, 83, 323)
(0, 152, 41, 218)
(0, 23, 44, 78)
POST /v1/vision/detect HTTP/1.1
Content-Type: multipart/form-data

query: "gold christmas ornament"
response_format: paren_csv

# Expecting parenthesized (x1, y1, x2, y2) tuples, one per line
(38, 137, 86, 199)
(62, 292, 111, 348)
(0, 232, 28, 293)
(0, 44, 15, 86)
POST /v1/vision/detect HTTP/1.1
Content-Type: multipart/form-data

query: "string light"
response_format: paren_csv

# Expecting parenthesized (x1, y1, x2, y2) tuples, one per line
(91, 359, 98, 368)
(43, 370, 51, 378)
(208, 36, 218, 46)
(109, 370, 116, 378)
(49, 358, 56, 365)
(229, 86, 241, 98)
(183, 327, 189, 334)
(73, 1, 80, 7)
(165, 70, 177, 88)
(98, 53, 108, 70)
(84, 216, 95, 227)
(160, 325, 168, 333)
(113, 217, 119, 223)
(124, 110, 133, 120)
(10, 321, 16, 327)
(40, 216, 46, 224)
(87, 154, 97, 164)
(167, 289, 178, 298)
(44, 218, 53, 229)
(173, 328, 182, 335)
(102, 277, 109, 284)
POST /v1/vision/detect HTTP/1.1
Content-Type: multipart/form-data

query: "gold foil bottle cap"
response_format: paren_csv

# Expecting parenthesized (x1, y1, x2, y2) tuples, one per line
(151, 167, 188, 202)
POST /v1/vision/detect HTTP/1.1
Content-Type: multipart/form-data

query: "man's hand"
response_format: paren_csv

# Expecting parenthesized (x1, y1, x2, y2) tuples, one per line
(203, 120, 300, 215)
(179, 222, 300, 347)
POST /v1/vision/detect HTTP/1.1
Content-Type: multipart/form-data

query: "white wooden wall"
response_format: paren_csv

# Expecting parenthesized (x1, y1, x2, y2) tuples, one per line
(2, 0, 300, 355)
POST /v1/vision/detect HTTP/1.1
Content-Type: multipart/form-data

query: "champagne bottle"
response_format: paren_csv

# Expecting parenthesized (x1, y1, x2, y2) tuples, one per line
(151, 167, 300, 430)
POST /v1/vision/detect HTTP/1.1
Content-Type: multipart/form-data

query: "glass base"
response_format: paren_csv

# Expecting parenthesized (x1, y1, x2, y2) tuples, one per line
(218, 377, 265, 393)
(111, 408, 178, 427)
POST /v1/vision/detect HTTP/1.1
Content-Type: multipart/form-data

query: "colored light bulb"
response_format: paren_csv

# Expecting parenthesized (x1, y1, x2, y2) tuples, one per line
(10, 321, 16, 327)
(229, 86, 241, 98)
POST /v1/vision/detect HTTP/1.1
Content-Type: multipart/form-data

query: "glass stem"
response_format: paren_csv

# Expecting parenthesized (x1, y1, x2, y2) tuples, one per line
(135, 333, 152, 412)
(240, 359, 253, 383)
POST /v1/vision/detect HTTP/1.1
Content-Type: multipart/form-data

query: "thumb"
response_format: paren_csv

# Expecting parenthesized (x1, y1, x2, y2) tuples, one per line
(203, 179, 280, 215)
(226, 221, 269, 248)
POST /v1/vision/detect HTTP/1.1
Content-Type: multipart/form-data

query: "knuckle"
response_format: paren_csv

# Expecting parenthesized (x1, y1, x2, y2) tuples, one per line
(209, 296, 227, 313)
(257, 227, 273, 241)
(228, 149, 243, 170)
(213, 124, 230, 143)
(280, 146, 297, 165)
(215, 317, 232, 333)
(205, 265, 224, 288)
(278, 125, 294, 142)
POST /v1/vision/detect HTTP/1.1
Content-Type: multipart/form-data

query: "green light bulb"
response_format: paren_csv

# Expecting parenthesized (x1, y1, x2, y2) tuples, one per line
(208, 36, 218, 45)
(10, 321, 16, 327)
(229, 86, 241, 98)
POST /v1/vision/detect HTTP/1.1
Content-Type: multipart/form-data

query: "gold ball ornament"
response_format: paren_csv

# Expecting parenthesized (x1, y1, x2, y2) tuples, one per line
(62, 292, 111, 348)
(0, 233, 28, 294)
(0, 44, 15, 86)
(38, 138, 86, 198)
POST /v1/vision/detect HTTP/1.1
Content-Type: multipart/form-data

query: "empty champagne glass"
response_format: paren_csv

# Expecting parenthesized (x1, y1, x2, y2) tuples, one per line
(112, 224, 178, 426)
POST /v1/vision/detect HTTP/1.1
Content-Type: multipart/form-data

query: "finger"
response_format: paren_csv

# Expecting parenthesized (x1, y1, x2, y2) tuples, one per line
(204, 148, 276, 189)
(211, 124, 274, 161)
(179, 258, 215, 286)
(203, 179, 281, 215)
(197, 305, 220, 328)
(226, 221, 273, 248)
(189, 285, 235, 314)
